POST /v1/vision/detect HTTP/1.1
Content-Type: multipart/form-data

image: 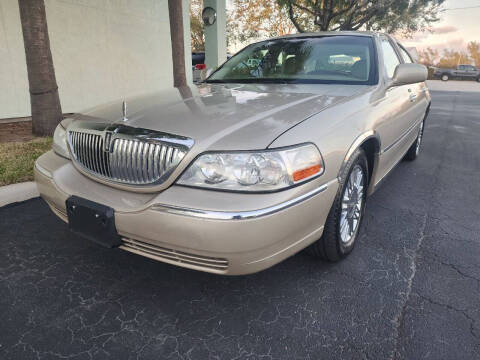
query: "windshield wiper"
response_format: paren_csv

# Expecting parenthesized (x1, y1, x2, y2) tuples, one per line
(204, 79, 229, 83)
(206, 78, 295, 84)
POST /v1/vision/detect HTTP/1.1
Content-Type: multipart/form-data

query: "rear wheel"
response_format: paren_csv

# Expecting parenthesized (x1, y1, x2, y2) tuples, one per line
(308, 148, 368, 262)
(441, 74, 449, 81)
(477, 77, 480, 83)
(405, 119, 425, 161)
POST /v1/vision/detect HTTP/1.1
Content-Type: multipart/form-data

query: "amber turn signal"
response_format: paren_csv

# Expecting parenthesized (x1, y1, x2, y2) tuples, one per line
(292, 164, 322, 182)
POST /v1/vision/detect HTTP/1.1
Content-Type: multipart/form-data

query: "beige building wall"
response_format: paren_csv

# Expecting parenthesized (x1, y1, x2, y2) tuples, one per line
(0, 0, 192, 119)
(0, 0, 29, 118)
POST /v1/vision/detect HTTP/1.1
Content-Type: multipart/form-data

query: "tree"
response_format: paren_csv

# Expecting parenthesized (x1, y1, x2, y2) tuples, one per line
(190, 0, 205, 52)
(276, 0, 445, 35)
(18, 0, 63, 136)
(168, 0, 187, 87)
(191, 0, 296, 52)
(229, 0, 296, 44)
(467, 41, 480, 67)
(418, 47, 439, 67)
(437, 49, 470, 68)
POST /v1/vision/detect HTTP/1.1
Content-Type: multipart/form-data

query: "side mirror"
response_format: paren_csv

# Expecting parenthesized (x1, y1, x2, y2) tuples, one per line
(390, 63, 428, 87)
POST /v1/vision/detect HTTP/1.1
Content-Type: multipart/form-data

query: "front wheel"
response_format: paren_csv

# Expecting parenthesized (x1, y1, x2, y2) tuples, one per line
(477, 77, 480, 83)
(441, 74, 449, 81)
(307, 148, 368, 262)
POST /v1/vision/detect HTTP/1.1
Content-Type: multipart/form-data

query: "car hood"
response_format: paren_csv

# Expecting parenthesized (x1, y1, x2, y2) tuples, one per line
(72, 83, 369, 151)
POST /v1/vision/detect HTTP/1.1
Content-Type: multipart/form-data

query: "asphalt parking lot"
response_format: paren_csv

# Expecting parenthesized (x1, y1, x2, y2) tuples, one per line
(1, 82, 479, 359)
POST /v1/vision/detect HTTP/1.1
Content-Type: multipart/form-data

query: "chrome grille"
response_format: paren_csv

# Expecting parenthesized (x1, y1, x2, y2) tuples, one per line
(69, 131, 111, 178)
(68, 126, 191, 186)
(121, 237, 229, 272)
(109, 139, 183, 184)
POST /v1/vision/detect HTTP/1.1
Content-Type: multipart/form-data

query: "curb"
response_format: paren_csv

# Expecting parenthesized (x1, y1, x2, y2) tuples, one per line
(0, 181, 39, 207)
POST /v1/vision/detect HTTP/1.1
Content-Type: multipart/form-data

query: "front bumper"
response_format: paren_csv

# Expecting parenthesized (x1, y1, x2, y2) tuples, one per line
(35, 151, 338, 275)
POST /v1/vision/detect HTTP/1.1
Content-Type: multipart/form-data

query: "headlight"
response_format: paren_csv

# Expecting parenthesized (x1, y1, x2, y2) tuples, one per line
(177, 143, 324, 192)
(52, 120, 71, 159)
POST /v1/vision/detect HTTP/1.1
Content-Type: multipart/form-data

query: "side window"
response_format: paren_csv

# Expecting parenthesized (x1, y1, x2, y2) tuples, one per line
(399, 46, 413, 63)
(381, 38, 401, 78)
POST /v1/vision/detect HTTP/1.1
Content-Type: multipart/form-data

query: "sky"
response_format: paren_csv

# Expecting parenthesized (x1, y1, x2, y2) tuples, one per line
(225, 0, 480, 53)
(396, 0, 480, 52)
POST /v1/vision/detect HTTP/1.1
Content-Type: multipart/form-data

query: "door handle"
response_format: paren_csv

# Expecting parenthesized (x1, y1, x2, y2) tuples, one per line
(409, 93, 417, 102)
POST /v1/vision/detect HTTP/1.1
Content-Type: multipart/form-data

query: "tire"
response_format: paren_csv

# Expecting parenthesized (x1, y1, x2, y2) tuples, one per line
(307, 148, 368, 262)
(404, 118, 425, 161)
(441, 74, 449, 81)
(477, 77, 480, 83)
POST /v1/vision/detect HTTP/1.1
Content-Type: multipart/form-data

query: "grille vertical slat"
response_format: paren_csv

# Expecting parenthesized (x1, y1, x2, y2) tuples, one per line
(159, 145, 166, 172)
(92, 136, 97, 173)
(87, 134, 92, 171)
(97, 137, 103, 174)
(93, 136, 99, 174)
(153, 145, 160, 180)
(165, 147, 173, 171)
(110, 140, 118, 179)
(127, 141, 134, 182)
(147, 144, 155, 183)
(83, 133, 88, 169)
(142, 143, 148, 183)
(136, 142, 144, 183)
(133, 141, 139, 183)
(79, 133, 84, 165)
(86, 134, 92, 171)
(119, 140, 125, 180)
(68, 130, 187, 186)
(121, 140, 128, 181)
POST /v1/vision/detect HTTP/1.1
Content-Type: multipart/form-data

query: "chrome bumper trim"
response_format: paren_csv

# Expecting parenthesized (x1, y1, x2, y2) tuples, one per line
(151, 182, 331, 220)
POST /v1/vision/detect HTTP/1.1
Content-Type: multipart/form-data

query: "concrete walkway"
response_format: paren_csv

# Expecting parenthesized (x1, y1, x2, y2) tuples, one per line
(0, 181, 39, 207)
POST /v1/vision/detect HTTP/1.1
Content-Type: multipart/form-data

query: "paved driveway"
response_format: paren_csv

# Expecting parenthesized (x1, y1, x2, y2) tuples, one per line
(1, 89, 479, 360)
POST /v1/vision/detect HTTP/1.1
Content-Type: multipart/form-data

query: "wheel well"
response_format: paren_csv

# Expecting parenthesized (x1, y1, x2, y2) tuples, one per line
(360, 138, 380, 185)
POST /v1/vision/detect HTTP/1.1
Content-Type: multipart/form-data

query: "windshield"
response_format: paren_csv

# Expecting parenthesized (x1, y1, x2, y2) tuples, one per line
(207, 35, 377, 85)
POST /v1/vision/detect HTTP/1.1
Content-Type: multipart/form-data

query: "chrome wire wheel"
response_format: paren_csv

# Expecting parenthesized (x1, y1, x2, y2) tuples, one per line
(415, 120, 425, 156)
(339, 165, 365, 246)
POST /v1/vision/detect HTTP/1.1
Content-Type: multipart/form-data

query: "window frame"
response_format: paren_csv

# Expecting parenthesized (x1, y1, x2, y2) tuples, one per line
(397, 44, 414, 64)
(379, 36, 402, 80)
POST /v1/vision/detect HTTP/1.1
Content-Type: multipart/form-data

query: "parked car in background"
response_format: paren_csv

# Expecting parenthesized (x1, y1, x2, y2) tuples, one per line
(192, 52, 232, 83)
(192, 52, 206, 82)
(192, 51, 205, 67)
(36, 32, 429, 275)
(433, 64, 480, 82)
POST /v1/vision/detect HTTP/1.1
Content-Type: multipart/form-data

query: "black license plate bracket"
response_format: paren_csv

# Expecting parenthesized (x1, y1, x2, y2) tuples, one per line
(66, 196, 121, 248)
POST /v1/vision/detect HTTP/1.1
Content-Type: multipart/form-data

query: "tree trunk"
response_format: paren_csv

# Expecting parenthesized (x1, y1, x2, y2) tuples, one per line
(18, 0, 63, 136)
(168, 0, 187, 88)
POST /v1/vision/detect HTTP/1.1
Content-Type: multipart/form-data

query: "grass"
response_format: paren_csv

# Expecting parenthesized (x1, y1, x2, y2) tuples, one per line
(0, 137, 52, 186)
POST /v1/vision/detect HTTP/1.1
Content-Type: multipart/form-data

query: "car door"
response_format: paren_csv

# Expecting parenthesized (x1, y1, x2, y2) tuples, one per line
(466, 65, 477, 78)
(375, 37, 418, 177)
(454, 65, 467, 78)
(398, 44, 428, 128)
